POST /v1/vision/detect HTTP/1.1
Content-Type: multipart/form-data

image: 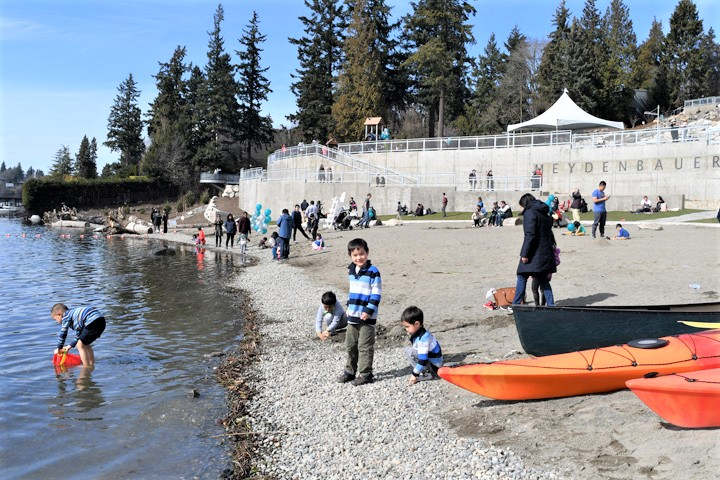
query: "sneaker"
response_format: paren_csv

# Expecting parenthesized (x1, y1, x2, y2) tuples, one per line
(351, 374, 374, 386)
(417, 372, 433, 381)
(337, 372, 355, 383)
(504, 306, 513, 314)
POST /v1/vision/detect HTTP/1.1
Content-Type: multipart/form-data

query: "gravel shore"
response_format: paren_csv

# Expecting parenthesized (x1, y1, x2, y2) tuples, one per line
(153, 217, 719, 480)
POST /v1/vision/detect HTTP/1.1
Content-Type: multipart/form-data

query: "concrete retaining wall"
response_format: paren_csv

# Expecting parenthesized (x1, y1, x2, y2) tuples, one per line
(238, 141, 720, 216)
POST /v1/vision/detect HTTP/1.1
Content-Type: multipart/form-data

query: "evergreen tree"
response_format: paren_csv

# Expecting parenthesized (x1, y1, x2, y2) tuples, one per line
(401, 0, 476, 137)
(75, 135, 97, 179)
(699, 28, 720, 98)
(26, 166, 35, 179)
(236, 11, 274, 163)
(332, 0, 392, 141)
(488, 28, 533, 130)
(634, 18, 670, 111)
(105, 73, 145, 176)
(665, 0, 704, 106)
(536, 0, 573, 112)
(195, 4, 242, 172)
(89, 138, 98, 177)
(600, 0, 636, 121)
(49, 146, 73, 178)
(143, 46, 194, 187)
(289, 0, 347, 142)
(574, 0, 606, 114)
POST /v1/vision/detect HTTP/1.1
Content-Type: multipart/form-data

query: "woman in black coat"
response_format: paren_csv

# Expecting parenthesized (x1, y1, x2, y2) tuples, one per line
(512, 193, 557, 306)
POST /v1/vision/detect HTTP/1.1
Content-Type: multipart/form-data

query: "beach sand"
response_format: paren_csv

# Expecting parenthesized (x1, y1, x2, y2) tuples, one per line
(272, 220, 719, 479)
(156, 218, 719, 479)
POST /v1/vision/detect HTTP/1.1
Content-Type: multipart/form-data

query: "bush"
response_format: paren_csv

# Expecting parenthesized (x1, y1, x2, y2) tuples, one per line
(199, 189, 210, 205)
(163, 201, 172, 215)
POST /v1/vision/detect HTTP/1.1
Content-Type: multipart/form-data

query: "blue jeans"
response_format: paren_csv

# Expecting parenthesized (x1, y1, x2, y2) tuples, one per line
(512, 273, 554, 306)
(358, 211, 370, 228)
(592, 211, 607, 238)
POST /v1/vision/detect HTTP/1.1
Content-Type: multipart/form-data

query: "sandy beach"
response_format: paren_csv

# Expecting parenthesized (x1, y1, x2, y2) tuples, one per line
(158, 216, 719, 479)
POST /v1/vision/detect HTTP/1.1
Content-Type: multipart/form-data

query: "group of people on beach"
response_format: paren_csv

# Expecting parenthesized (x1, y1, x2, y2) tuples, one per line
(314, 237, 443, 386)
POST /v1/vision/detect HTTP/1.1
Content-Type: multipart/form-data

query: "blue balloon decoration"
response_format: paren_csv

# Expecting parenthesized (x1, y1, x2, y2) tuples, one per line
(261, 227, 268, 234)
(264, 208, 271, 216)
(264, 215, 271, 223)
(256, 203, 262, 210)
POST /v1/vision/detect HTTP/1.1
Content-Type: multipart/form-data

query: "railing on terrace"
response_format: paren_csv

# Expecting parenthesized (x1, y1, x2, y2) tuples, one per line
(268, 143, 416, 185)
(573, 124, 718, 147)
(200, 172, 241, 184)
(257, 167, 541, 191)
(338, 130, 572, 155)
(684, 96, 720, 109)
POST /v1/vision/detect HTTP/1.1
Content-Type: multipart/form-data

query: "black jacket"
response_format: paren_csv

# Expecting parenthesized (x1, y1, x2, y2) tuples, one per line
(517, 200, 557, 275)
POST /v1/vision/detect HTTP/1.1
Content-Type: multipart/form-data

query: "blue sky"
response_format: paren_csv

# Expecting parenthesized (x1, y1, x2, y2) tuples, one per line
(1, 0, 716, 174)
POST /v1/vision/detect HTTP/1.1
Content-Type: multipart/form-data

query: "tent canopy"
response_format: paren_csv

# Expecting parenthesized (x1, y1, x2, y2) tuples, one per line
(507, 89, 624, 133)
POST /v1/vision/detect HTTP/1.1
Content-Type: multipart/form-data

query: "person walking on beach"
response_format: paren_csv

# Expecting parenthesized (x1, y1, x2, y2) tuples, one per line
(276, 208, 294, 259)
(292, 205, 310, 241)
(357, 193, 372, 229)
(338, 238, 382, 386)
(224, 213, 237, 248)
(162, 210, 168, 234)
(238, 211, 251, 241)
(52, 304, 106, 367)
(591, 181, 611, 239)
(214, 213, 224, 247)
(442, 193, 448, 217)
(511, 193, 557, 309)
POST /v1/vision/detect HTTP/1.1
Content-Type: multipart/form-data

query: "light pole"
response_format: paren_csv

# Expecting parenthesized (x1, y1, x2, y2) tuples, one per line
(644, 105, 661, 141)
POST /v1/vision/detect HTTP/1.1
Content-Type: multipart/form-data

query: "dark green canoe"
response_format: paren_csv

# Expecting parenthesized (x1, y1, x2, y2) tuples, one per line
(512, 302, 720, 357)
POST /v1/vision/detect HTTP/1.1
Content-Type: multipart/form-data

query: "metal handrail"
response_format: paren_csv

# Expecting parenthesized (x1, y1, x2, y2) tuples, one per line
(684, 96, 720, 109)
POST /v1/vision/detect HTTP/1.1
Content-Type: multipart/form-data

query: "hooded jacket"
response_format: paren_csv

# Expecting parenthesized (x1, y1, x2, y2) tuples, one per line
(517, 199, 557, 275)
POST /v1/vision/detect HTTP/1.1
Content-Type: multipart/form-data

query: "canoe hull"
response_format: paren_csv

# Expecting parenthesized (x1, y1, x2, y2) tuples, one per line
(512, 302, 720, 357)
(439, 330, 720, 400)
(626, 368, 720, 428)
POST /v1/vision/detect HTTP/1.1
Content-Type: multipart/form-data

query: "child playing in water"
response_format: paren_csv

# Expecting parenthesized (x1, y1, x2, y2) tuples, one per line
(196, 227, 206, 245)
(51, 304, 106, 366)
(401, 306, 443, 385)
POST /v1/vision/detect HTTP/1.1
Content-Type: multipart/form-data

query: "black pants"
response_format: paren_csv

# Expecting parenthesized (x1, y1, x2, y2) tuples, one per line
(293, 225, 310, 241)
(226, 233, 235, 247)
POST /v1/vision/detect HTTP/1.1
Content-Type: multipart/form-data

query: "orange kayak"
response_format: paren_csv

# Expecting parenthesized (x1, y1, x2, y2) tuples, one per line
(626, 368, 720, 428)
(438, 330, 720, 400)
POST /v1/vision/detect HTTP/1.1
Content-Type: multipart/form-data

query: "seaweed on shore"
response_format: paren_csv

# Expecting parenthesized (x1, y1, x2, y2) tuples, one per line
(216, 297, 263, 479)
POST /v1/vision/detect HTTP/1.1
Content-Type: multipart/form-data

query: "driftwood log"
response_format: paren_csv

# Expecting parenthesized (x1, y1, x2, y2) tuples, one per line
(50, 220, 90, 229)
(107, 214, 153, 235)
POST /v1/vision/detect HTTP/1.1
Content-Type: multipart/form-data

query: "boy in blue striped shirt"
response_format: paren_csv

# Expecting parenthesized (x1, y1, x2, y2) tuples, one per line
(401, 306, 443, 385)
(52, 304, 106, 366)
(338, 238, 381, 386)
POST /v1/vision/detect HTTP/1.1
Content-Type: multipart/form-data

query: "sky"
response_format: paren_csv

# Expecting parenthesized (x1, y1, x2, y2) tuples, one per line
(1, 0, 717, 174)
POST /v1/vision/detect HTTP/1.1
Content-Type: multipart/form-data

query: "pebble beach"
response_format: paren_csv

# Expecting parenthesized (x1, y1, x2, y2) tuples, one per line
(158, 214, 719, 480)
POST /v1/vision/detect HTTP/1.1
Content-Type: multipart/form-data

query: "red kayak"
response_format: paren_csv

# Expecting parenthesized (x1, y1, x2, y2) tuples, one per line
(438, 330, 720, 400)
(626, 368, 720, 428)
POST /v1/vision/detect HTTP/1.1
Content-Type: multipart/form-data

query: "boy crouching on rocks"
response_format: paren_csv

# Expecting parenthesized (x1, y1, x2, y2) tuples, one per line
(401, 306, 443, 385)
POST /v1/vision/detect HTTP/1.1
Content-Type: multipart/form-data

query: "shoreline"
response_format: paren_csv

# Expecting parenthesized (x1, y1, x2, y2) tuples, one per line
(148, 220, 719, 479)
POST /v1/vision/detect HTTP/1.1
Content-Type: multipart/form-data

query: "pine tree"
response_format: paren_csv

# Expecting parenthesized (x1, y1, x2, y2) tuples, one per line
(144, 46, 194, 186)
(75, 135, 97, 179)
(236, 11, 274, 164)
(289, 0, 347, 142)
(600, 0, 636, 122)
(699, 27, 720, 98)
(105, 73, 145, 176)
(634, 18, 670, 111)
(401, 0, 476, 137)
(574, 0, 606, 114)
(454, 33, 503, 135)
(196, 4, 242, 172)
(665, 0, 705, 106)
(537, 0, 573, 112)
(332, 0, 391, 141)
(49, 146, 73, 178)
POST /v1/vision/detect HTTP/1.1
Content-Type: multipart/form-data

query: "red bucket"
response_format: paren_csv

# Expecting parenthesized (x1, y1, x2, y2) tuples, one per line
(52, 352, 83, 367)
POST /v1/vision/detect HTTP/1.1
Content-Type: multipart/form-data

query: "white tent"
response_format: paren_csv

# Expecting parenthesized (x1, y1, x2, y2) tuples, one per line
(507, 89, 624, 132)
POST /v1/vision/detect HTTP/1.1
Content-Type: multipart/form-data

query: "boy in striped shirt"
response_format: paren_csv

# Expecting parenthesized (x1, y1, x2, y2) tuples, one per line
(338, 238, 381, 386)
(52, 304, 106, 366)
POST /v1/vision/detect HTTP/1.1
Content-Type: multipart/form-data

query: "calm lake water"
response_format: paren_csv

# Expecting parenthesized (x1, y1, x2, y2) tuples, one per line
(0, 218, 245, 479)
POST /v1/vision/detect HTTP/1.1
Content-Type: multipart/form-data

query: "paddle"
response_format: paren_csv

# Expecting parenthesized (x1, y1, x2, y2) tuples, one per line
(677, 320, 720, 329)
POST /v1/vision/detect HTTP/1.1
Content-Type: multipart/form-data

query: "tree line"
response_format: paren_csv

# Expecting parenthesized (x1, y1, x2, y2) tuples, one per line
(46, 0, 717, 191)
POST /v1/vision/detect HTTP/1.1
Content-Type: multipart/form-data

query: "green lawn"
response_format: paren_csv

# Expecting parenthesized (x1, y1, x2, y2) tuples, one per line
(378, 209, 706, 223)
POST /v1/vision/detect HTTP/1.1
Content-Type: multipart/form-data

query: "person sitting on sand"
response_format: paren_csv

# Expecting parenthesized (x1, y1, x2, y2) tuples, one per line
(564, 220, 586, 236)
(612, 223, 631, 240)
(312, 233, 325, 250)
(258, 236, 268, 248)
(315, 291, 348, 340)
(401, 306, 443, 385)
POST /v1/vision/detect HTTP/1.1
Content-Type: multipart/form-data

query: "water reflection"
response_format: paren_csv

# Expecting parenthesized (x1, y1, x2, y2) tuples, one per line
(0, 219, 242, 479)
